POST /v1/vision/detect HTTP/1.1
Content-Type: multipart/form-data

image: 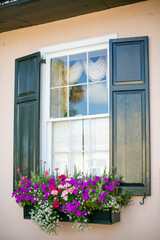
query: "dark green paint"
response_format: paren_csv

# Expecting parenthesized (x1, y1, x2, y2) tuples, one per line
(13, 52, 40, 189)
(109, 36, 150, 196)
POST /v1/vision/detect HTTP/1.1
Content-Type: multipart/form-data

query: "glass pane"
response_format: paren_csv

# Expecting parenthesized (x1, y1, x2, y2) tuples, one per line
(90, 152, 109, 176)
(50, 56, 67, 87)
(84, 119, 90, 151)
(70, 120, 83, 151)
(89, 82, 108, 115)
(69, 53, 87, 85)
(52, 153, 68, 174)
(52, 122, 69, 152)
(88, 49, 107, 82)
(90, 118, 109, 151)
(50, 87, 67, 118)
(69, 85, 87, 116)
(70, 153, 83, 174)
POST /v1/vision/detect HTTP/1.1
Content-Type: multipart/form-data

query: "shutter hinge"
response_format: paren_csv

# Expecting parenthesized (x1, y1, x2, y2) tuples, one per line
(40, 58, 46, 64)
(139, 193, 146, 205)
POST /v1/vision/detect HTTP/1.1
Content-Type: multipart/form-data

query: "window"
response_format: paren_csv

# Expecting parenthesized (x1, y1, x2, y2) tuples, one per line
(40, 36, 114, 175)
(14, 35, 150, 196)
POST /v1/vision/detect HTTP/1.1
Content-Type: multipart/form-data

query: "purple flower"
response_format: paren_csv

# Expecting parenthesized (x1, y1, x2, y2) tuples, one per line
(95, 176, 101, 181)
(85, 188, 90, 195)
(79, 185, 84, 189)
(100, 195, 106, 201)
(105, 183, 114, 191)
(91, 189, 96, 193)
(82, 210, 87, 216)
(19, 195, 25, 201)
(71, 205, 76, 213)
(72, 200, 76, 204)
(26, 180, 32, 185)
(62, 204, 65, 212)
(102, 191, 108, 196)
(34, 183, 39, 189)
(41, 183, 46, 189)
(83, 182, 89, 187)
(16, 199, 20, 203)
(75, 201, 81, 207)
(103, 178, 109, 183)
(66, 207, 71, 213)
(95, 200, 100, 205)
(25, 196, 30, 201)
(91, 180, 96, 186)
(73, 189, 78, 195)
(114, 180, 120, 186)
(76, 210, 81, 216)
(82, 194, 89, 201)
(66, 203, 71, 208)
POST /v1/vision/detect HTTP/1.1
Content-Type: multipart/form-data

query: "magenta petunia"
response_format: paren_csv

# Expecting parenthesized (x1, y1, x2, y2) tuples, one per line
(76, 210, 81, 216)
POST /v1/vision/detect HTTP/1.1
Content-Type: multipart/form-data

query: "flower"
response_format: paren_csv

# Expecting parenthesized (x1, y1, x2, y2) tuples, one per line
(76, 210, 81, 216)
(39, 159, 42, 162)
(17, 169, 20, 173)
(55, 168, 59, 171)
(12, 167, 132, 236)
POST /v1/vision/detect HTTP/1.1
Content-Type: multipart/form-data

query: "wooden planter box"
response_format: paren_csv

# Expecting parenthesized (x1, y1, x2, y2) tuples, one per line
(23, 206, 120, 224)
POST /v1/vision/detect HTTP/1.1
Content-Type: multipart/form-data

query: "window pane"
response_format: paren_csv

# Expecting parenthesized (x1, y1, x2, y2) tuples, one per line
(89, 82, 108, 115)
(70, 153, 83, 174)
(50, 87, 67, 118)
(90, 118, 109, 151)
(50, 56, 67, 87)
(88, 49, 107, 82)
(69, 85, 87, 116)
(52, 121, 69, 152)
(90, 152, 109, 176)
(70, 120, 83, 151)
(69, 53, 87, 85)
(52, 153, 69, 174)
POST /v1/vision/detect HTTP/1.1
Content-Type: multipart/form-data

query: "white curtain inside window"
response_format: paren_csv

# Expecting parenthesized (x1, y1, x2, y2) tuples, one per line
(69, 56, 107, 84)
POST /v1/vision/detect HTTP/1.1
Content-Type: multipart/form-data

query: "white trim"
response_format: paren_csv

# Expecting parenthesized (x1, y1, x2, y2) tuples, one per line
(39, 33, 117, 57)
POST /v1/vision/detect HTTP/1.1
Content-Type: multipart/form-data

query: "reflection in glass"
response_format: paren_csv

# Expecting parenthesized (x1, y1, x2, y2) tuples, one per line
(50, 56, 67, 87)
(52, 153, 68, 174)
(52, 122, 69, 152)
(90, 152, 109, 176)
(90, 118, 109, 151)
(50, 87, 67, 118)
(69, 53, 87, 85)
(88, 49, 107, 82)
(89, 82, 108, 115)
(69, 85, 87, 116)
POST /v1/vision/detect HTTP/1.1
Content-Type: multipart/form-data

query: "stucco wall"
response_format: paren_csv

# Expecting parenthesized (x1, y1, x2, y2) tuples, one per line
(0, 0, 160, 239)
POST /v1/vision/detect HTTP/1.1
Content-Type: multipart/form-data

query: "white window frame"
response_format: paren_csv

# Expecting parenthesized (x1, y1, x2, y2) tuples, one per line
(39, 33, 117, 173)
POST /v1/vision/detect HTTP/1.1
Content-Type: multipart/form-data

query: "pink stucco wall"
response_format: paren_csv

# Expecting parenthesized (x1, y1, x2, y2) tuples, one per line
(0, 0, 160, 239)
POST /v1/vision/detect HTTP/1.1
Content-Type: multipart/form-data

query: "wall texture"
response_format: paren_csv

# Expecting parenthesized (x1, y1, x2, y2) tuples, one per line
(0, 0, 160, 239)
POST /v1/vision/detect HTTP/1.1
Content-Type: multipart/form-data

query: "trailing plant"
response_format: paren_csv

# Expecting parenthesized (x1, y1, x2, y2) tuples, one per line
(12, 160, 132, 236)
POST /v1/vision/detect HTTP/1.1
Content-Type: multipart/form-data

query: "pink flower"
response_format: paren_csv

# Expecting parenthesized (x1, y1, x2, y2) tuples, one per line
(45, 170, 49, 177)
(22, 176, 27, 180)
(67, 187, 75, 194)
(61, 190, 68, 198)
(58, 184, 64, 189)
(55, 168, 59, 171)
(64, 182, 71, 188)
(63, 195, 68, 201)
(51, 190, 58, 196)
(44, 161, 46, 164)
(17, 169, 20, 173)
(68, 174, 73, 179)
(39, 159, 42, 162)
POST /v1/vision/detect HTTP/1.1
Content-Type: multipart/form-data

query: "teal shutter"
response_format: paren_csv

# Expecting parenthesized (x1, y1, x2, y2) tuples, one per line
(13, 52, 40, 188)
(109, 37, 150, 196)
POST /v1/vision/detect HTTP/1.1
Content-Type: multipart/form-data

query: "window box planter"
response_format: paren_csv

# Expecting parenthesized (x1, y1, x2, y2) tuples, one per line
(23, 206, 120, 224)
